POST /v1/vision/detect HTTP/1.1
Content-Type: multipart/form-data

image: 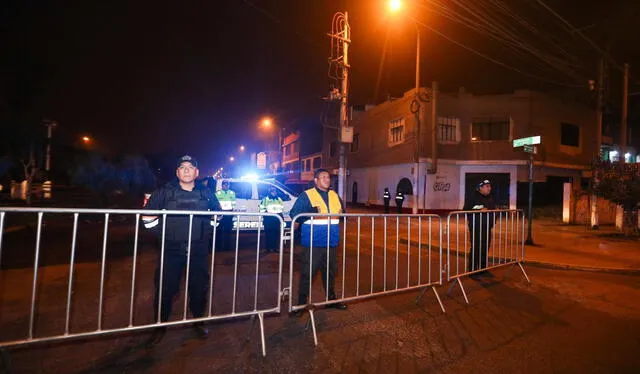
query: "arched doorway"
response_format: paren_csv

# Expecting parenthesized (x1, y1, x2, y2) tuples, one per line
(396, 178, 413, 195)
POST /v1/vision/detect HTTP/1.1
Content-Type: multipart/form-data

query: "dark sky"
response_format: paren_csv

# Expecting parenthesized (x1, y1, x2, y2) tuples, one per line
(2, 0, 639, 171)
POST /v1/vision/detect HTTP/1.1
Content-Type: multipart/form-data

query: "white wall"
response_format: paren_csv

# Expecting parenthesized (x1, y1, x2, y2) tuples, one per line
(424, 163, 461, 210)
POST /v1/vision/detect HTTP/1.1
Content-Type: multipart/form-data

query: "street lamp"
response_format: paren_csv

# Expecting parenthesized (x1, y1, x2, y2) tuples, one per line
(239, 145, 245, 152)
(229, 156, 235, 162)
(82, 136, 91, 143)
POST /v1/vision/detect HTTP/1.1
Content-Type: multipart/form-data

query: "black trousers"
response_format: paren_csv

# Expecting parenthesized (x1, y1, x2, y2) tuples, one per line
(468, 221, 493, 272)
(216, 214, 234, 251)
(298, 245, 337, 305)
(383, 199, 390, 214)
(396, 200, 403, 213)
(263, 215, 281, 251)
(154, 242, 209, 322)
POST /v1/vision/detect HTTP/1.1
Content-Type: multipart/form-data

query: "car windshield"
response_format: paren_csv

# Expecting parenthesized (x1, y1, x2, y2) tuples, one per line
(265, 179, 298, 197)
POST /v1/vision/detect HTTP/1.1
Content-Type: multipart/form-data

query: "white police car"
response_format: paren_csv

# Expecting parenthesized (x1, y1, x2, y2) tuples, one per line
(215, 176, 298, 230)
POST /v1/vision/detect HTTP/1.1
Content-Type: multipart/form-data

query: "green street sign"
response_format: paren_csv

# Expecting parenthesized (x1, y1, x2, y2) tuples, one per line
(523, 145, 537, 154)
(513, 136, 541, 148)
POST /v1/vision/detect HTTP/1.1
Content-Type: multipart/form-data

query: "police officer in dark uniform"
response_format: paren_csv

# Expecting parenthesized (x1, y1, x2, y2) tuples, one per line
(462, 179, 496, 275)
(142, 155, 221, 344)
(395, 190, 404, 214)
(383, 187, 391, 213)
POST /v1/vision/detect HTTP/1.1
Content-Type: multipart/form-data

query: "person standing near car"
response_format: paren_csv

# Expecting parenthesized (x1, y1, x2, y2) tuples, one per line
(259, 186, 284, 253)
(215, 180, 236, 250)
(142, 155, 220, 344)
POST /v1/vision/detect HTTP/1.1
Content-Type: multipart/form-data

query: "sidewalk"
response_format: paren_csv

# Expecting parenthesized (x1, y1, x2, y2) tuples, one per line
(524, 218, 640, 273)
(348, 206, 640, 273)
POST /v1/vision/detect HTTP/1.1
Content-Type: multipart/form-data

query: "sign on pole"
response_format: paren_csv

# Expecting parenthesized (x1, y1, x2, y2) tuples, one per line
(513, 136, 541, 148)
(523, 145, 537, 154)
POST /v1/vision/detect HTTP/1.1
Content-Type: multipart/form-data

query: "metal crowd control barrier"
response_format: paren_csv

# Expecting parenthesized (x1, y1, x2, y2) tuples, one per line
(287, 213, 444, 346)
(444, 209, 530, 303)
(0, 208, 284, 360)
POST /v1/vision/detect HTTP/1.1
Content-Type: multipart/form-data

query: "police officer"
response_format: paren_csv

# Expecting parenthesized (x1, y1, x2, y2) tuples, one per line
(142, 155, 221, 344)
(289, 168, 348, 313)
(383, 187, 391, 214)
(462, 179, 496, 275)
(395, 190, 404, 214)
(259, 186, 284, 253)
(215, 180, 236, 251)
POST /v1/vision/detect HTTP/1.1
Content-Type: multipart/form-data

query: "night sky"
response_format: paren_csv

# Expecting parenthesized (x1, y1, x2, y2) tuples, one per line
(2, 0, 639, 171)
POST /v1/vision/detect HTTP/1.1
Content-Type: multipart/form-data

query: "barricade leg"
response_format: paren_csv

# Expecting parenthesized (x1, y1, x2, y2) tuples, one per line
(446, 278, 470, 304)
(504, 262, 531, 283)
(308, 310, 318, 347)
(258, 313, 266, 357)
(415, 286, 446, 313)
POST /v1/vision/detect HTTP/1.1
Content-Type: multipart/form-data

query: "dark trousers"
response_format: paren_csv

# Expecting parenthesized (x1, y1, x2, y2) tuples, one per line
(154, 243, 209, 322)
(264, 216, 281, 251)
(216, 214, 234, 251)
(383, 199, 390, 214)
(396, 200, 403, 214)
(298, 245, 337, 305)
(468, 222, 492, 272)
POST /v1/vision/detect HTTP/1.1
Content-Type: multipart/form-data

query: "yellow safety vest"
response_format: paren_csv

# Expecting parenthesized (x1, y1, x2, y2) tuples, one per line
(305, 188, 342, 225)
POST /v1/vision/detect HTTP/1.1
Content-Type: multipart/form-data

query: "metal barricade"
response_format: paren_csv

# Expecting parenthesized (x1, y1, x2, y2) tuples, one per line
(0, 208, 284, 359)
(287, 213, 444, 346)
(444, 209, 530, 303)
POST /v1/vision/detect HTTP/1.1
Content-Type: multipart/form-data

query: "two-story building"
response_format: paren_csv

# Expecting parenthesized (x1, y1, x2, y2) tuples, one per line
(323, 87, 598, 211)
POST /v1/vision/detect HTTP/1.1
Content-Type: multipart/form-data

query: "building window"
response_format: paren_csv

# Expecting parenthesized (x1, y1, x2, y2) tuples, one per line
(351, 133, 359, 152)
(560, 123, 580, 147)
(313, 156, 321, 169)
(388, 118, 405, 146)
(329, 141, 337, 157)
(438, 116, 460, 143)
(471, 117, 511, 141)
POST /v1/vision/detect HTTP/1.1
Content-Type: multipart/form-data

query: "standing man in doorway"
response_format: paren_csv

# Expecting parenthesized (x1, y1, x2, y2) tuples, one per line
(395, 189, 404, 214)
(463, 178, 496, 275)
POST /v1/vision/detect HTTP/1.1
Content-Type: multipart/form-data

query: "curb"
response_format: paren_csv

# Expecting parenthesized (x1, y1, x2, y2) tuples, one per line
(524, 260, 640, 276)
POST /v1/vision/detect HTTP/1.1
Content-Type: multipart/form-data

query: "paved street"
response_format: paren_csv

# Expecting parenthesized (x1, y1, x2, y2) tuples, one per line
(2, 266, 640, 373)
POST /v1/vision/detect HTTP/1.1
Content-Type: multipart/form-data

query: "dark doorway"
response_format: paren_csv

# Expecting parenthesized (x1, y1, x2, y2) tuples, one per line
(396, 177, 413, 195)
(464, 173, 510, 208)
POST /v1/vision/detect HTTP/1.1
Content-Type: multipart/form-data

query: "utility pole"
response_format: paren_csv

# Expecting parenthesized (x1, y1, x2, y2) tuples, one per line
(44, 120, 57, 173)
(591, 59, 604, 229)
(525, 153, 535, 245)
(328, 12, 351, 202)
(412, 28, 421, 215)
(621, 63, 629, 163)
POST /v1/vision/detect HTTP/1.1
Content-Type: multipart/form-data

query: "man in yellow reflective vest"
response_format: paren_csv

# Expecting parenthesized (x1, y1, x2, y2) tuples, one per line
(215, 180, 236, 250)
(289, 168, 348, 311)
(259, 186, 284, 253)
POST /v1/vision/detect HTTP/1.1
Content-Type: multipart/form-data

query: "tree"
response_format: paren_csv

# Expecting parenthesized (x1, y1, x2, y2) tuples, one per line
(593, 161, 640, 236)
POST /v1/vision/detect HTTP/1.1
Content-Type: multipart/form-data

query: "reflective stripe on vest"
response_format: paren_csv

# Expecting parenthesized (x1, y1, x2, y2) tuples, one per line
(302, 219, 340, 225)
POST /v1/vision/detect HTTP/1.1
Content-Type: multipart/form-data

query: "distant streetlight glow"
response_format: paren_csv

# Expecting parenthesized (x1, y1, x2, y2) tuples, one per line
(387, 0, 402, 13)
(82, 136, 91, 143)
(239, 145, 245, 151)
(260, 116, 273, 129)
(229, 156, 235, 162)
